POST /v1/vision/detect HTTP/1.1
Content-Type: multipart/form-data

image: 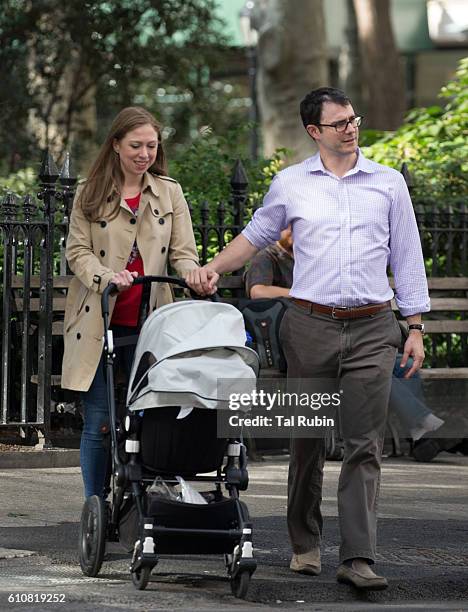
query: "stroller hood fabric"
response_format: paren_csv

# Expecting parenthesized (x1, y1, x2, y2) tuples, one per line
(127, 300, 260, 412)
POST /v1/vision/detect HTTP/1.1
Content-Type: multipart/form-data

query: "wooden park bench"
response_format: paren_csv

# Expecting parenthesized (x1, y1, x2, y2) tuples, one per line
(9, 273, 467, 456)
(11, 273, 468, 383)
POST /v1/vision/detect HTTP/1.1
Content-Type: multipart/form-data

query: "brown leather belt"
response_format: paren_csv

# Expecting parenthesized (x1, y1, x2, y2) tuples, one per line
(291, 298, 391, 319)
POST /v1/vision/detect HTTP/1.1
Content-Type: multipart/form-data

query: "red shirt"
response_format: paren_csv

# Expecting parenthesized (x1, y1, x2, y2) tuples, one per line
(111, 194, 145, 327)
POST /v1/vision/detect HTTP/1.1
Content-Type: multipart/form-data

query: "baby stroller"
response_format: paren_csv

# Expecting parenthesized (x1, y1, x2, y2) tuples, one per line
(78, 276, 260, 599)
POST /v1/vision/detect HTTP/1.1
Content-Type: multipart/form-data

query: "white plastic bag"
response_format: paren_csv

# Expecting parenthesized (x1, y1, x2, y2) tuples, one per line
(175, 476, 207, 504)
(148, 476, 180, 501)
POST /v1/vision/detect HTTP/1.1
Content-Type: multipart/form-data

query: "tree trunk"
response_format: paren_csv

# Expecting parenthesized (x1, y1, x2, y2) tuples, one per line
(353, 0, 405, 130)
(26, 13, 97, 171)
(339, 0, 364, 114)
(252, 0, 328, 163)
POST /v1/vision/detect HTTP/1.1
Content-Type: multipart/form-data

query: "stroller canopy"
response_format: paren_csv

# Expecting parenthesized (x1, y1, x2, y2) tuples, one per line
(127, 300, 260, 412)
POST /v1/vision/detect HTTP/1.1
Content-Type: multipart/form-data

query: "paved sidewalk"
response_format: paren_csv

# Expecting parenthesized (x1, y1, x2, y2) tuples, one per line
(0, 454, 467, 610)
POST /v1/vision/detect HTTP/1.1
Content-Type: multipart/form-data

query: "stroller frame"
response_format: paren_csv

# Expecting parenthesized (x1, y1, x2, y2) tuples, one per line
(78, 276, 257, 598)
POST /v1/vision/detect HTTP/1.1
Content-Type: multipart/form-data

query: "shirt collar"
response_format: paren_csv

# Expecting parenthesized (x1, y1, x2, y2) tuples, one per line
(306, 148, 375, 176)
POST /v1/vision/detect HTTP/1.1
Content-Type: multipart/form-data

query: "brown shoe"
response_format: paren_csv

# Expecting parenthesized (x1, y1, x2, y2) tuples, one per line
(337, 559, 388, 590)
(290, 548, 321, 576)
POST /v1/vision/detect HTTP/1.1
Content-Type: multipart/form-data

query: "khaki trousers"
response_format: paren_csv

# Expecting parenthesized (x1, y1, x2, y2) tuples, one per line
(280, 302, 401, 563)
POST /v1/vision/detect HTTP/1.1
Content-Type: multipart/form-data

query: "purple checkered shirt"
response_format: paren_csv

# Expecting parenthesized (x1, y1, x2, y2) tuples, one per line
(242, 149, 430, 317)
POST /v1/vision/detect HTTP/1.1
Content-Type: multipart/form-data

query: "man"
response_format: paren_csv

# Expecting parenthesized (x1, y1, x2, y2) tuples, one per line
(186, 87, 430, 590)
(245, 226, 293, 299)
(245, 232, 444, 445)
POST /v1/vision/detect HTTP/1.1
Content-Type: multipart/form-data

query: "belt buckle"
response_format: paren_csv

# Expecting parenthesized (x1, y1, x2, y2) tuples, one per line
(332, 306, 348, 319)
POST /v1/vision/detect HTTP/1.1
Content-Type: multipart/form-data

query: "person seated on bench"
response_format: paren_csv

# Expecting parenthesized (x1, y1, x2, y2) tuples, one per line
(244, 227, 445, 448)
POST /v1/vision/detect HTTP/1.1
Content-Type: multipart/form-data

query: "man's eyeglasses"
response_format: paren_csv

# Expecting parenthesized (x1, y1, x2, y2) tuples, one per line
(316, 116, 363, 133)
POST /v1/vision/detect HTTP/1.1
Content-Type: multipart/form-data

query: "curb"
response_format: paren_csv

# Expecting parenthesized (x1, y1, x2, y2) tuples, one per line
(0, 448, 80, 469)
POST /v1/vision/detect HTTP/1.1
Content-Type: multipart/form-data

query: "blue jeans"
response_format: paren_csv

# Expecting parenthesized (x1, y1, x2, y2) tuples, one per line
(388, 353, 431, 432)
(80, 325, 137, 498)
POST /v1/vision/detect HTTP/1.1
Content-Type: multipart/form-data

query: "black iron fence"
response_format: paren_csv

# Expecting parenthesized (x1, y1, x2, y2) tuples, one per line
(0, 153, 467, 442)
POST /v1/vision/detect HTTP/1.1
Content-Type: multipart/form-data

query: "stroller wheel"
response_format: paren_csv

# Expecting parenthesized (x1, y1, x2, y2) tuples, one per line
(230, 570, 250, 599)
(131, 566, 151, 590)
(79, 495, 106, 577)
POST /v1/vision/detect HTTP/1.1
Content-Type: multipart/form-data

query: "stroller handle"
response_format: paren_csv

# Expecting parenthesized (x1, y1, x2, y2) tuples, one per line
(101, 274, 219, 318)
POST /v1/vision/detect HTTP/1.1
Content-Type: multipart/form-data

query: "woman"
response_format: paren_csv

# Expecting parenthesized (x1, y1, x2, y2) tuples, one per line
(61, 107, 199, 499)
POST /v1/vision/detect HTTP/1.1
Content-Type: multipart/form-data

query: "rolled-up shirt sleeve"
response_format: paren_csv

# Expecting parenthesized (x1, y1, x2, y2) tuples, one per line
(242, 174, 288, 249)
(388, 174, 430, 317)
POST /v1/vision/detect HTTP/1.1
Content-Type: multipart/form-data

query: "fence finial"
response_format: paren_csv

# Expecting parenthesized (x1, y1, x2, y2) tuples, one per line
(59, 152, 77, 187)
(22, 195, 35, 221)
(230, 159, 249, 190)
(400, 163, 413, 192)
(39, 151, 59, 184)
(1, 192, 17, 219)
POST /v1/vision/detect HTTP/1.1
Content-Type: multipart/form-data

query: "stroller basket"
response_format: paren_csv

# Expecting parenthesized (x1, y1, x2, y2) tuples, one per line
(119, 495, 250, 555)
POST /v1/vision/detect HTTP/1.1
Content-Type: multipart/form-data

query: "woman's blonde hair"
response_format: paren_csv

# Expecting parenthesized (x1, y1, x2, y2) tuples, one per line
(78, 107, 167, 221)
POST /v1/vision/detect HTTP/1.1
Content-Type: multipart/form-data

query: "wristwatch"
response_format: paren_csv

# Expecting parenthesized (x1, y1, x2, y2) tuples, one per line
(407, 323, 425, 335)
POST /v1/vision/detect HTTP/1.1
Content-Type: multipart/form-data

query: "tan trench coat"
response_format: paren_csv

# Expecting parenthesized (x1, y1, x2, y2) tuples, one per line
(61, 172, 199, 391)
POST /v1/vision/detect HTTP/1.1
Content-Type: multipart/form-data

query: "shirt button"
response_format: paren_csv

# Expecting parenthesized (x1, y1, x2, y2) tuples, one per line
(154, 209, 159, 215)
(159, 218, 165, 225)
(85, 305, 90, 312)
(100, 249, 105, 257)
(130, 218, 136, 225)
(100, 220, 107, 228)
(77, 333, 81, 340)
(161, 246, 166, 253)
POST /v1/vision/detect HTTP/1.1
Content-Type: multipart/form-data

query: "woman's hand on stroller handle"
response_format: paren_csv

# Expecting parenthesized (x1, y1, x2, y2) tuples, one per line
(110, 270, 138, 292)
(185, 266, 219, 296)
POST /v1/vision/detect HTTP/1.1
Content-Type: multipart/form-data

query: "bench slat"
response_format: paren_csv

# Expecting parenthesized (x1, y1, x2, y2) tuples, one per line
(428, 298, 468, 311)
(11, 275, 72, 289)
(52, 321, 64, 335)
(419, 368, 468, 380)
(14, 298, 67, 312)
(30, 374, 62, 386)
(424, 321, 468, 333)
(33, 368, 468, 387)
(24, 316, 468, 336)
(427, 277, 468, 290)
(390, 299, 468, 312)
(12, 274, 468, 293)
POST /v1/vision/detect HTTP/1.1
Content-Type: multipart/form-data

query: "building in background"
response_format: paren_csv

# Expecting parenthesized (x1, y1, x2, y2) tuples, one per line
(214, 0, 467, 116)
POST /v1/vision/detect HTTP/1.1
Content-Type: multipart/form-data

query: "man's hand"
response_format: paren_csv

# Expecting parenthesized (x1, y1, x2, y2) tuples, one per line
(185, 266, 219, 296)
(399, 331, 425, 378)
(110, 270, 138, 291)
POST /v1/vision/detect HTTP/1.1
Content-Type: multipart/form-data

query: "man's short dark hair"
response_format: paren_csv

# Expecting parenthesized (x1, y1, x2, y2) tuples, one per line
(300, 87, 351, 128)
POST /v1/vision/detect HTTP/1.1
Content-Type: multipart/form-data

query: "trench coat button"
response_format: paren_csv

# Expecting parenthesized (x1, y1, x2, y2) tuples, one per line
(100, 249, 105, 257)
(100, 220, 107, 228)
(77, 333, 81, 340)
(154, 209, 159, 215)
(85, 305, 90, 312)
(161, 246, 166, 253)
(159, 218, 165, 225)
(130, 218, 136, 225)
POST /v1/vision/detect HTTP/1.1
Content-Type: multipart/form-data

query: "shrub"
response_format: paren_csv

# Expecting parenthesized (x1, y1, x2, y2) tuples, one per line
(362, 57, 468, 207)
(169, 124, 287, 220)
(0, 168, 38, 198)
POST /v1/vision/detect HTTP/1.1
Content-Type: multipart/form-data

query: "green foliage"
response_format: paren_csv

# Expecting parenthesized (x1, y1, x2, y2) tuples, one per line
(0, 168, 38, 198)
(169, 124, 287, 219)
(169, 124, 287, 262)
(362, 57, 468, 207)
(0, 0, 232, 172)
